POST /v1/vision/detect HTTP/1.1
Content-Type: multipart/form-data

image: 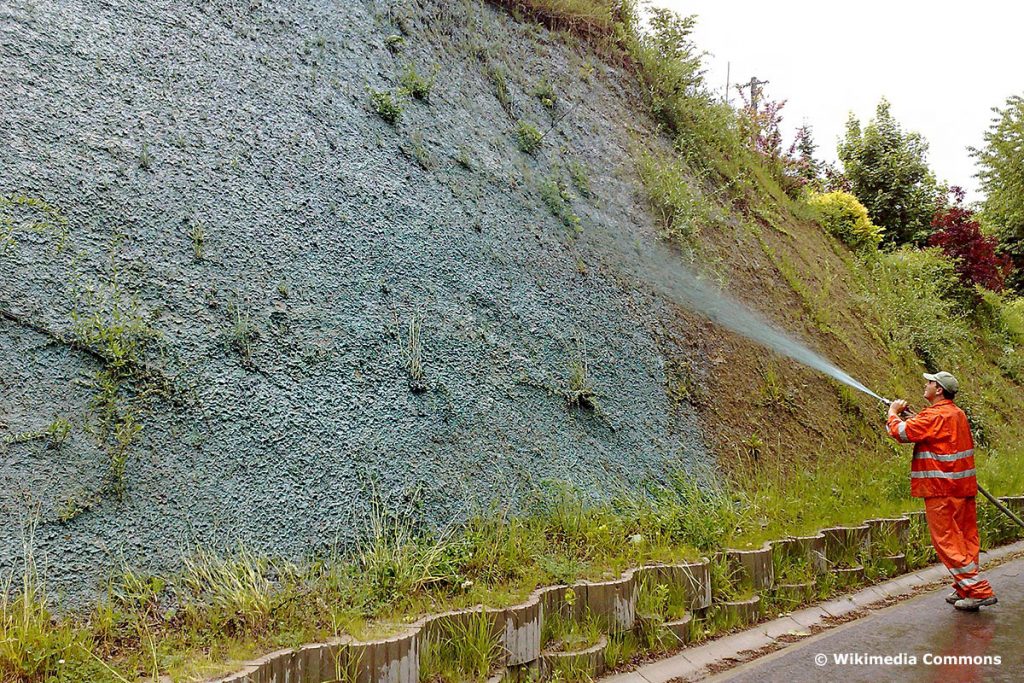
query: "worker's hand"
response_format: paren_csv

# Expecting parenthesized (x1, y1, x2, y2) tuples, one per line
(889, 399, 908, 417)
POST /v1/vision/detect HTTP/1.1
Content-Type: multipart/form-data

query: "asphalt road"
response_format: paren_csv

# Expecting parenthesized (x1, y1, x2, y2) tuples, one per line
(713, 555, 1024, 682)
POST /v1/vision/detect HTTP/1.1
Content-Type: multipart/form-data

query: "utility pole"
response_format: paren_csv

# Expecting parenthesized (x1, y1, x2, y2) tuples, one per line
(737, 76, 770, 110)
(724, 61, 730, 105)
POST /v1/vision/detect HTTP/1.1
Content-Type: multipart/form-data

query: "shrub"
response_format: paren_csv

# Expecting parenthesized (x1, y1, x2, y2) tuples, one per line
(807, 191, 883, 251)
(928, 187, 1012, 292)
(624, 8, 746, 177)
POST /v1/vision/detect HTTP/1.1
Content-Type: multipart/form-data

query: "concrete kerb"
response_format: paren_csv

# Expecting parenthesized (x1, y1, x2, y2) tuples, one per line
(203, 528, 1024, 683)
(600, 539, 1024, 682)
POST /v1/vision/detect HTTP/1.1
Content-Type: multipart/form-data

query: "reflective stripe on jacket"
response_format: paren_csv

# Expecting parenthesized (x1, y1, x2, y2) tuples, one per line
(887, 399, 977, 498)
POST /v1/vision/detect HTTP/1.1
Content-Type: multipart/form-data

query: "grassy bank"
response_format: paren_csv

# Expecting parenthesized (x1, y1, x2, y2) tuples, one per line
(5, 443, 1024, 682)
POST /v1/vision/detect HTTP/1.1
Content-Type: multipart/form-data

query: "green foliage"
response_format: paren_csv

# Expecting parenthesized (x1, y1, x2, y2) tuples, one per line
(757, 364, 797, 411)
(515, 119, 543, 154)
(180, 547, 276, 634)
(399, 63, 437, 101)
(369, 89, 403, 124)
(636, 150, 709, 241)
(977, 499, 1021, 548)
(708, 555, 743, 601)
(419, 610, 501, 682)
(405, 130, 436, 171)
(541, 610, 603, 651)
(530, 76, 557, 109)
(972, 94, 1024, 292)
(560, 330, 597, 410)
(568, 160, 591, 197)
(357, 498, 452, 608)
(455, 145, 472, 169)
(771, 551, 815, 586)
(138, 143, 153, 170)
(617, 473, 746, 552)
(0, 566, 93, 682)
(188, 219, 205, 260)
(862, 247, 968, 369)
(807, 191, 883, 251)
(604, 631, 640, 668)
(540, 173, 581, 234)
(485, 63, 513, 117)
(2, 418, 72, 450)
(623, 8, 745, 178)
(227, 300, 258, 368)
(0, 193, 70, 254)
(73, 279, 159, 499)
(838, 99, 939, 246)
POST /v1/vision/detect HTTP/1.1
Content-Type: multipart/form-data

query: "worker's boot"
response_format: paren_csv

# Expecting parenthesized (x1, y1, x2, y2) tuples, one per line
(945, 592, 961, 605)
(954, 596, 998, 611)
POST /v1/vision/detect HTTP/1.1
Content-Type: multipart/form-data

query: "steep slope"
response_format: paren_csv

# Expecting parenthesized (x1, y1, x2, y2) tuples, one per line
(2, 0, 1021, 618)
(1, 0, 711, 602)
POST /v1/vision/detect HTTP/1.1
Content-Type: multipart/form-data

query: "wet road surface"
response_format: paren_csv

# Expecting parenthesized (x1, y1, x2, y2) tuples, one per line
(713, 554, 1024, 682)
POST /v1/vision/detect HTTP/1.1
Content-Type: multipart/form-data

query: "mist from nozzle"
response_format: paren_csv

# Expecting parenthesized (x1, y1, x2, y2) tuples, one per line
(600, 233, 886, 403)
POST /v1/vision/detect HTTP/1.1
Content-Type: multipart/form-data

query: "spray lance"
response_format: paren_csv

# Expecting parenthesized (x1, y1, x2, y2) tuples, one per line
(878, 397, 1024, 530)
(606, 233, 1024, 530)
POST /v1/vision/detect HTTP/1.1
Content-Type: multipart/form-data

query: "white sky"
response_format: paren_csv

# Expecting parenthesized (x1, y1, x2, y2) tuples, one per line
(652, 1, 1024, 201)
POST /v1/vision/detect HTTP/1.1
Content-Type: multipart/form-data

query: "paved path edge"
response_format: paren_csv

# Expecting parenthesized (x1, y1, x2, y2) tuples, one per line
(600, 539, 1024, 683)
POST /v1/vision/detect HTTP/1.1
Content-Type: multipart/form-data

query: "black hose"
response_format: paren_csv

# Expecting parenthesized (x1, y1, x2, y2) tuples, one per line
(978, 484, 1024, 530)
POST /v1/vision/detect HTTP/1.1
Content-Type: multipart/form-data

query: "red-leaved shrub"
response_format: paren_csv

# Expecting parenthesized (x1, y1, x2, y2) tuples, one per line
(928, 187, 1012, 291)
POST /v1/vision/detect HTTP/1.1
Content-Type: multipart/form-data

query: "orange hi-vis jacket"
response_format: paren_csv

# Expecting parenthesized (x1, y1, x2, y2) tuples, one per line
(887, 399, 977, 498)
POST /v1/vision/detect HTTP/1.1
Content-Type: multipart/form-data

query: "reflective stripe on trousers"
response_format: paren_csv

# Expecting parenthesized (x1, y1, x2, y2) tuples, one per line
(923, 496, 995, 599)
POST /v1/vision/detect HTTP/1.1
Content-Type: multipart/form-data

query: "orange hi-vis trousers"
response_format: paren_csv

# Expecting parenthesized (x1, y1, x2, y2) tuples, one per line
(925, 496, 995, 599)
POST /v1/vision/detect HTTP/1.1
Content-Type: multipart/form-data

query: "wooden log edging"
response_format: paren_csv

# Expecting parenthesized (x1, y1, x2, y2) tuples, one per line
(206, 498, 1024, 683)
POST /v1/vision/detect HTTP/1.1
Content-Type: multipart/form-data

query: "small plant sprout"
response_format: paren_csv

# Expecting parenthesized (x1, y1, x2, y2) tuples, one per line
(405, 316, 425, 392)
(369, 89, 402, 124)
(138, 143, 153, 170)
(531, 77, 557, 109)
(3, 418, 72, 450)
(540, 173, 581, 235)
(516, 120, 543, 154)
(227, 300, 258, 368)
(455, 145, 472, 169)
(406, 130, 435, 171)
(569, 161, 591, 197)
(564, 331, 597, 411)
(399, 63, 437, 102)
(486, 63, 513, 117)
(188, 220, 205, 260)
(384, 34, 405, 52)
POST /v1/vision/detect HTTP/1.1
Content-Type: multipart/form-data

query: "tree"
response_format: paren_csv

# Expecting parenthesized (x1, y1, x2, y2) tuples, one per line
(928, 187, 1012, 292)
(971, 94, 1024, 292)
(838, 99, 940, 246)
(789, 124, 819, 183)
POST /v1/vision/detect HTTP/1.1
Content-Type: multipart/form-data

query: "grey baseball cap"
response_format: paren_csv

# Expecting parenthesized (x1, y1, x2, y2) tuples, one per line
(924, 371, 959, 394)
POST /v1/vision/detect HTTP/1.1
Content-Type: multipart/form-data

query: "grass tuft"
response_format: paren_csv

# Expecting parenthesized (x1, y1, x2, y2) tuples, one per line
(369, 89, 403, 124)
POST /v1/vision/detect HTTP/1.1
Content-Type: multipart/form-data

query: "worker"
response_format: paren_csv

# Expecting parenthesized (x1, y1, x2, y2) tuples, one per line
(887, 372, 997, 611)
